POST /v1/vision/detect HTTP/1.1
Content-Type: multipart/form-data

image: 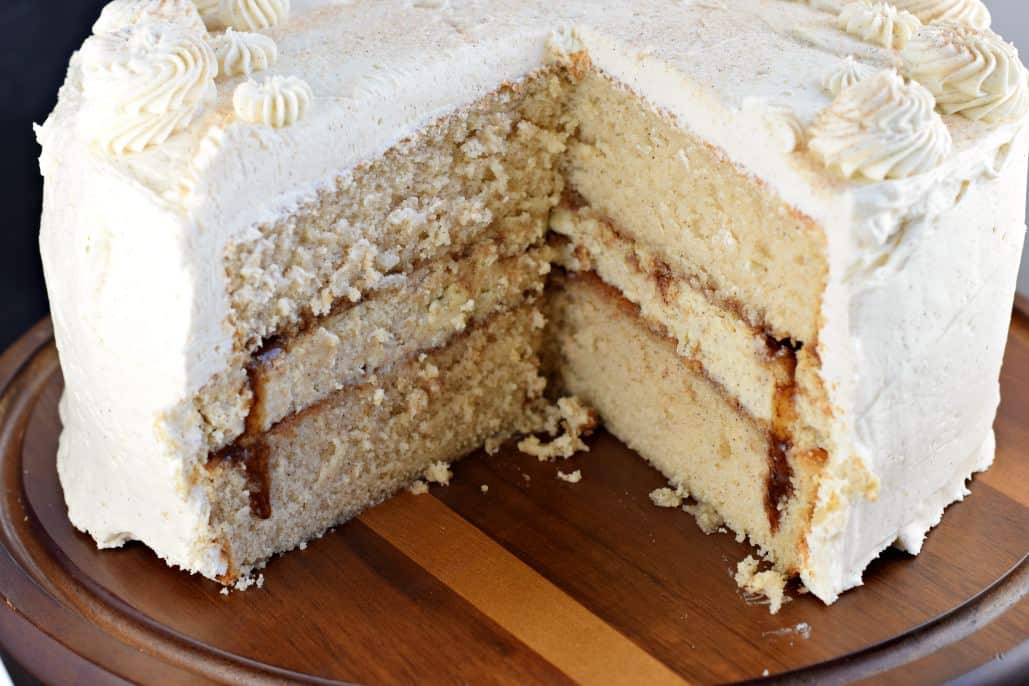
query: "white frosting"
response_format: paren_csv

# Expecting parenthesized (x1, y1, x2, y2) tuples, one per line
(194, 0, 225, 30)
(220, 0, 290, 31)
(903, 23, 1029, 124)
(93, 0, 207, 35)
(891, 0, 991, 30)
(211, 28, 277, 76)
(79, 23, 217, 155)
(837, 0, 921, 50)
(233, 75, 311, 126)
(38, 0, 1029, 603)
(823, 55, 873, 96)
(809, 69, 952, 180)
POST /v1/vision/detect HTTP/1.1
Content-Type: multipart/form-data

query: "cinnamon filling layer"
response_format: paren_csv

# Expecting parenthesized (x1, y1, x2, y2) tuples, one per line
(564, 269, 809, 534)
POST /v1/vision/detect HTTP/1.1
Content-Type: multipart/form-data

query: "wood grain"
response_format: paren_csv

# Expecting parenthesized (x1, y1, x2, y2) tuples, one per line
(0, 316, 1026, 685)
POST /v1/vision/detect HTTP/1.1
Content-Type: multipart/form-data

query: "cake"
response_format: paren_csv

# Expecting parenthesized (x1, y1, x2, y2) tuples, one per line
(36, 0, 1028, 605)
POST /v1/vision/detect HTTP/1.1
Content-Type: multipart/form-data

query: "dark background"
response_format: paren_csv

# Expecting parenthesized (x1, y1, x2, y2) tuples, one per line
(1, 1, 108, 350)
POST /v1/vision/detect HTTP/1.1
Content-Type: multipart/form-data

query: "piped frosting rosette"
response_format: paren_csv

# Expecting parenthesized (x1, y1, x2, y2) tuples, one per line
(838, 1, 921, 50)
(902, 22, 1029, 124)
(79, 22, 217, 155)
(809, 69, 952, 180)
(211, 28, 278, 76)
(891, 0, 991, 30)
(233, 75, 313, 127)
(220, 0, 291, 31)
(93, 0, 207, 35)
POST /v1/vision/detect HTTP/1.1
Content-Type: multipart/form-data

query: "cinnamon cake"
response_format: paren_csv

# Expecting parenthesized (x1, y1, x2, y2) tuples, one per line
(37, 0, 1029, 604)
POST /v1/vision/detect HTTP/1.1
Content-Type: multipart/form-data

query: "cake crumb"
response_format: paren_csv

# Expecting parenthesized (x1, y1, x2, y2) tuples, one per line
(762, 622, 812, 641)
(408, 479, 429, 495)
(220, 587, 230, 596)
(298, 540, 308, 551)
(484, 435, 504, 455)
(735, 555, 789, 615)
(683, 501, 724, 534)
(423, 461, 452, 486)
(557, 469, 582, 484)
(232, 572, 263, 592)
(649, 487, 682, 508)
(480, 484, 489, 493)
(518, 396, 597, 461)
(762, 669, 770, 677)
(735, 531, 746, 543)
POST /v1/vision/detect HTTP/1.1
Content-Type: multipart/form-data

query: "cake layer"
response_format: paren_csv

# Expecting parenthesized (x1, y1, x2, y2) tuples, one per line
(551, 204, 792, 425)
(202, 235, 553, 447)
(566, 70, 827, 344)
(245, 241, 554, 438)
(548, 274, 825, 573)
(204, 304, 550, 579)
(226, 68, 572, 351)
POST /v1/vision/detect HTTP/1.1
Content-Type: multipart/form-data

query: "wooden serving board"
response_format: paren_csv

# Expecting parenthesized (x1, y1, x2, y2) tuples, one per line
(0, 312, 1026, 686)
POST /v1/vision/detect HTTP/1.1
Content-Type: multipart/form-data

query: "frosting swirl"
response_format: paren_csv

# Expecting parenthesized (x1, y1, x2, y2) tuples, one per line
(211, 28, 278, 76)
(233, 75, 312, 127)
(219, 0, 291, 31)
(824, 55, 873, 96)
(93, 0, 206, 35)
(808, 69, 952, 180)
(902, 23, 1029, 124)
(79, 22, 217, 155)
(838, 1, 921, 50)
(891, 0, 991, 30)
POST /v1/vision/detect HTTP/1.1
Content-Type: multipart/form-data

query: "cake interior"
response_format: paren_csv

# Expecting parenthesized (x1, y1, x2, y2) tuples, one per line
(196, 57, 835, 587)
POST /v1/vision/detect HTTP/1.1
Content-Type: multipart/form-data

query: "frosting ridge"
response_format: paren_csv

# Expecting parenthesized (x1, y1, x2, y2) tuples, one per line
(220, 0, 291, 31)
(93, 0, 207, 35)
(902, 23, 1029, 124)
(838, 1, 921, 50)
(808, 69, 952, 180)
(233, 75, 312, 127)
(212, 28, 278, 76)
(824, 55, 873, 96)
(891, 0, 991, 30)
(79, 22, 217, 155)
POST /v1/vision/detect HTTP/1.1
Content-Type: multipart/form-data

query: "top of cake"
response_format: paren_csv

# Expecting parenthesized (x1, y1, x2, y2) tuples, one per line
(37, 0, 1029, 244)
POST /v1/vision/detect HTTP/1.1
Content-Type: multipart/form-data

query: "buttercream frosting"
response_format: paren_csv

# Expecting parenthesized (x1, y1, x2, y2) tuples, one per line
(809, 69, 951, 180)
(212, 28, 278, 76)
(220, 0, 290, 31)
(79, 22, 217, 155)
(837, 0, 921, 50)
(891, 0, 991, 30)
(903, 23, 1029, 124)
(233, 75, 312, 127)
(823, 55, 873, 96)
(93, 0, 207, 35)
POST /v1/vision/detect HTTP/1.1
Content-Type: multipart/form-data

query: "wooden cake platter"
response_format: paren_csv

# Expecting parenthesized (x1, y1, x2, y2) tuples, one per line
(0, 308, 1027, 685)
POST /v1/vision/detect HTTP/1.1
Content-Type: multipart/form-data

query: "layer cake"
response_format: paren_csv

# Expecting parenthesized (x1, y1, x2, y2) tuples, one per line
(37, 0, 1029, 604)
